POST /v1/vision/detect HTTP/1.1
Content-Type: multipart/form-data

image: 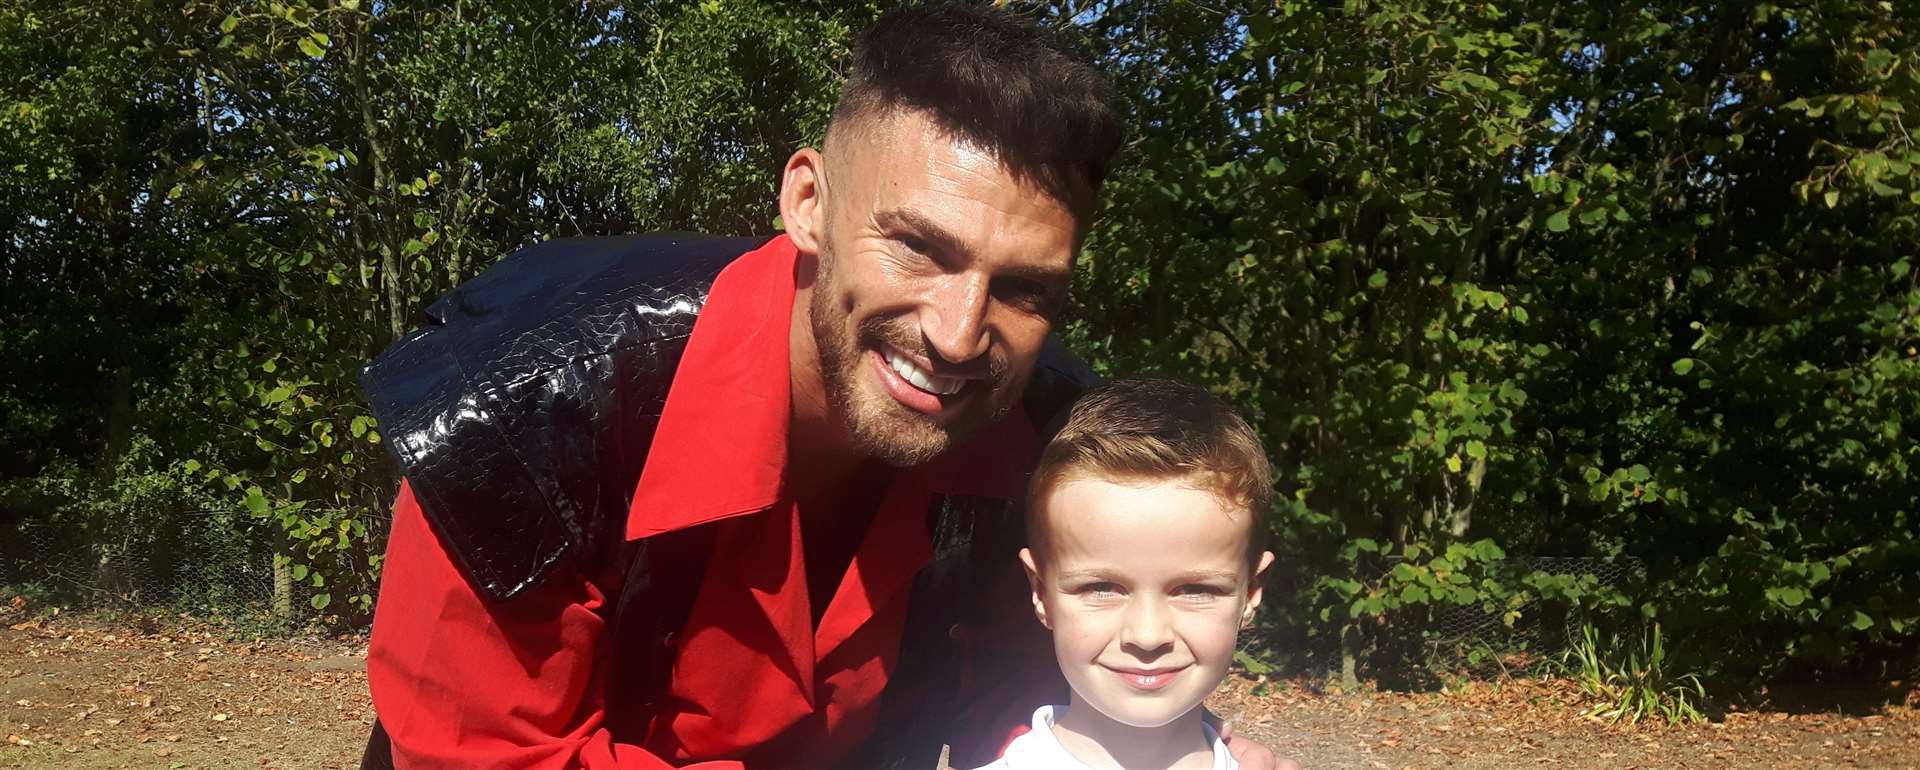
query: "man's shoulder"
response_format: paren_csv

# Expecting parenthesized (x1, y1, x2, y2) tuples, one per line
(360, 232, 770, 601)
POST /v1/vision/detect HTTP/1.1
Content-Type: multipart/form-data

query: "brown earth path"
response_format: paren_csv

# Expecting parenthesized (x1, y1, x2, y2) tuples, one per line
(3, 612, 1916, 769)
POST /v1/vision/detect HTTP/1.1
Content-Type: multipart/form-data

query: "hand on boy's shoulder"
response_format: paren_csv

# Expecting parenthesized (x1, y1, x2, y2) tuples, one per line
(1217, 720, 1302, 770)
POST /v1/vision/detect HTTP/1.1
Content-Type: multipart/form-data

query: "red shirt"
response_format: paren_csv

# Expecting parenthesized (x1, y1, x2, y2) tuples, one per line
(367, 235, 1042, 769)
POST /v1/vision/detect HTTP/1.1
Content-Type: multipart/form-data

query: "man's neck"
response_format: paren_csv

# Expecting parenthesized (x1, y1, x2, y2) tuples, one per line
(1051, 698, 1214, 770)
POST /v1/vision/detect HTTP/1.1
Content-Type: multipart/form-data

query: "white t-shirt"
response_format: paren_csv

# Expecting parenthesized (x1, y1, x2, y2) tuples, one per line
(970, 705, 1239, 770)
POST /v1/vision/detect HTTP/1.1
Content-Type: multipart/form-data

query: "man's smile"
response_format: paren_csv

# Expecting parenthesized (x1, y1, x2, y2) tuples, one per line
(870, 346, 975, 414)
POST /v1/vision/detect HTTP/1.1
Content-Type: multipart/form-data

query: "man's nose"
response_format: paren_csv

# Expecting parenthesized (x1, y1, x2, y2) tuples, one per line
(1118, 597, 1175, 656)
(921, 271, 992, 366)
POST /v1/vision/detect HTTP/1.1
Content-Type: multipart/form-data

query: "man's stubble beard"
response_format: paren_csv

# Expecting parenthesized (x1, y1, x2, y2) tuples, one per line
(808, 241, 1020, 468)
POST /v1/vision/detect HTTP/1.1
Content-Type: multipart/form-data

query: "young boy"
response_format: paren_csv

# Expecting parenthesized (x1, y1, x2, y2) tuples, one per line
(976, 378, 1276, 770)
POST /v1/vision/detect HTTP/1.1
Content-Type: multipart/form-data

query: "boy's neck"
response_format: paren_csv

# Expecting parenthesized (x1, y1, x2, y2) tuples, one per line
(1051, 697, 1214, 770)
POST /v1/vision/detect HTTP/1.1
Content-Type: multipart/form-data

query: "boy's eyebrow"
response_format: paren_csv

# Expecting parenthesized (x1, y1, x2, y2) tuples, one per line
(1053, 568, 1243, 583)
(1173, 568, 1243, 584)
(1054, 568, 1123, 582)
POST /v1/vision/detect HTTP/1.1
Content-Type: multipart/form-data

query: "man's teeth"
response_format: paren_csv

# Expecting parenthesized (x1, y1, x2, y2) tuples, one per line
(885, 350, 964, 396)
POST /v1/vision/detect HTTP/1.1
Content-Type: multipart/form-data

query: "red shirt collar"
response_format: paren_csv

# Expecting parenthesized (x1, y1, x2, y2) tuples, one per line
(627, 235, 796, 539)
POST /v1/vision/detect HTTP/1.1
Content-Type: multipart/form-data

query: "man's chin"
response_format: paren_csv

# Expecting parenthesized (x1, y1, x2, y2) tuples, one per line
(846, 401, 957, 468)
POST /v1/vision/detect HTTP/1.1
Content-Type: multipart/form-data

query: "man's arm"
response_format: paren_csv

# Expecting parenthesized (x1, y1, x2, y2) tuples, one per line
(367, 482, 736, 770)
(1215, 718, 1301, 770)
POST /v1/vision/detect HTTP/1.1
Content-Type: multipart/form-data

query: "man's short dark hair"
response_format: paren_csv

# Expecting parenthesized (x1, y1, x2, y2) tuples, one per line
(829, 3, 1122, 213)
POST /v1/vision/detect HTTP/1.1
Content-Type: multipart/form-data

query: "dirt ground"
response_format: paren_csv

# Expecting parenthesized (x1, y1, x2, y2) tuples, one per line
(3, 611, 1916, 770)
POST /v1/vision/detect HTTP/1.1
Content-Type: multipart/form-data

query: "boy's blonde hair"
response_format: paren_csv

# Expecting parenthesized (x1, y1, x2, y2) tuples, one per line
(1027, 378, 1272, 562)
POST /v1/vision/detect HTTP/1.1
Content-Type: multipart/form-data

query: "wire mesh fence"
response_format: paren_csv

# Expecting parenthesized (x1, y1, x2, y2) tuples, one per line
(1425, 556, 1642, 645)
(1375, 555, 1645, 675)
(3, 508, 384, 627)
(5, 502, 1643, 658)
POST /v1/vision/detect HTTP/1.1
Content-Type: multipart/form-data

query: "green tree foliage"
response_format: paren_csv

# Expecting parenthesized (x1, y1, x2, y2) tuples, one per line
(3, 0, 1914, 689)
(2, 0, 873, 618)
(1060, 0, 1918, 686)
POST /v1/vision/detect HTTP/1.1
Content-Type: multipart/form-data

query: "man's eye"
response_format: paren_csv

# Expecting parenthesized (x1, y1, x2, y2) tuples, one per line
(895, 235, 932, 258)
(994, 278, 1056, 314)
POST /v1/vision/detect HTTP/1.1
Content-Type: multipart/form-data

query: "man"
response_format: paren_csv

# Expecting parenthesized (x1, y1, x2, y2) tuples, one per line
(359, 5, 1295, 769)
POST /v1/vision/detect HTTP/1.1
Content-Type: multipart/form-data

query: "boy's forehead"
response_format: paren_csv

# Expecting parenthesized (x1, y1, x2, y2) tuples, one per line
(1034, 476, 1254, 562)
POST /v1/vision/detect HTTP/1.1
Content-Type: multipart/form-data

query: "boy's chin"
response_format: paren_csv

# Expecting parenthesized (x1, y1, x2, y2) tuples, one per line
(1075, 688, 1209, 729)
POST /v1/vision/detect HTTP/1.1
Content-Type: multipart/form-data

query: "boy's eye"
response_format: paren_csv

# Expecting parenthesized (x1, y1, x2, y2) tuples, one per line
(1177, 585, 1228, 599)
(1074, 582, 1122, 596)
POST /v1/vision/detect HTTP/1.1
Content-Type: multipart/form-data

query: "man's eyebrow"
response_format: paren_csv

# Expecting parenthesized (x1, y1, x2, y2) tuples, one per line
(873, 207, 973, 263)
(872, 208, 1072, 287)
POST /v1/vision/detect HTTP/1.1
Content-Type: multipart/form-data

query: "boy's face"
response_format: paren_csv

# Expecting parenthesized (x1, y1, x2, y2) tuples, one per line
(1020, 474, 1276, 728)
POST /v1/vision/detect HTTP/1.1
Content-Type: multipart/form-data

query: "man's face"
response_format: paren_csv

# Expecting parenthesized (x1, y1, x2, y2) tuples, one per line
(795, 110, 1079, 467)
(1020, 475, 1273, 729)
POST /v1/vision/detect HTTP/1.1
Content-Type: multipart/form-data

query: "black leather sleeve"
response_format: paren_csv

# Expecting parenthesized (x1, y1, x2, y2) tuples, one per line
(359, 233, 769, 601)
(1022, 336, 1101, 440)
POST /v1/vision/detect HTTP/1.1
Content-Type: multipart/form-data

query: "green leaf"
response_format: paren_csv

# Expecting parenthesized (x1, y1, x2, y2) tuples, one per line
(1445, 454, 1463, 473)
(1850, 611, 1874, 631)
(291, 564, 309, 581)
(220, 13, 239, 33)
(1629, 464, 1651, 482)
(244, 487, 269, 516)
(297, 35, 325, 59)
(1546, 210, 1571, 232)
(1672, 358, 1695, 375)
(1368, 269, 1389, 289)
(310, 593, 331, 610)
(1465, 440, 1487, 459)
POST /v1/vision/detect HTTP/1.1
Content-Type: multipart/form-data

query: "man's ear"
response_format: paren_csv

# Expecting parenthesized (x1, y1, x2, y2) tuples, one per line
(1019, 547, 1050, 630)
(1242, 550, 1276, 628)
(778, 147, 825, 256)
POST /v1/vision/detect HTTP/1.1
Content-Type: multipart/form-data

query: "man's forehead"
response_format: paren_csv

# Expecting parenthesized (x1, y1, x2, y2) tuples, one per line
(828, 109, 1084, 220)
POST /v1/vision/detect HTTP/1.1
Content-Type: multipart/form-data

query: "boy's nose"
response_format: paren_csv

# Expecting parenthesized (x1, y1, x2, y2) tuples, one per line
(1117, 598, 1175, 655)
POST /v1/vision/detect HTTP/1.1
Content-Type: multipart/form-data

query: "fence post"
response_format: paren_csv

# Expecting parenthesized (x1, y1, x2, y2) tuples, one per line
(272, 553, 293, 619)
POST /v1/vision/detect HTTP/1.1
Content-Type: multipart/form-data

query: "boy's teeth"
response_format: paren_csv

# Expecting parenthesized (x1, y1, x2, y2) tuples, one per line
(885, 350, 962, 395)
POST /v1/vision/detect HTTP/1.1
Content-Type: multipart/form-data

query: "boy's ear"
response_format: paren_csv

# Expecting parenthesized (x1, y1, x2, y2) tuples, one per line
(1018, 547, 1051, 630)
(1241, 550, 1277, 628)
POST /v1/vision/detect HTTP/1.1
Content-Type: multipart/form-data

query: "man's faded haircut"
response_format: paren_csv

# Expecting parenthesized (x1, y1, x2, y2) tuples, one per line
(1028, 379, 1273, 563)
(827, 2, 1123, 213)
